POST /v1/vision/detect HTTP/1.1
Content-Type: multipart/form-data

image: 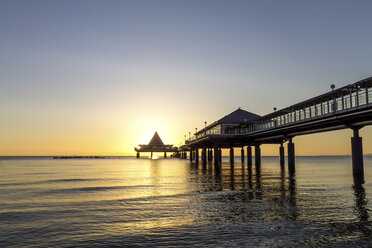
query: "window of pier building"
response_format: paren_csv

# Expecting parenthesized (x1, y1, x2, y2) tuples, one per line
(207, 125, 221, 135)
(221, 124, 242, 134)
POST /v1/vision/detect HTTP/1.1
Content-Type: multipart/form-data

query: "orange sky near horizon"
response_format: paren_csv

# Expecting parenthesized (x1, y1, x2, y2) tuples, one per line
(1, 108, 372, 156)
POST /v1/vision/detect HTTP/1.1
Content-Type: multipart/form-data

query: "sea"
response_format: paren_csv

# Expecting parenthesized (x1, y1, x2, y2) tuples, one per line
(0, 156, 371, 247)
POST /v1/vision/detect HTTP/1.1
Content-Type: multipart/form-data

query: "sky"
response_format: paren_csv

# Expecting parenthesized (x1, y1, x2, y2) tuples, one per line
(1, 0, 372, 156)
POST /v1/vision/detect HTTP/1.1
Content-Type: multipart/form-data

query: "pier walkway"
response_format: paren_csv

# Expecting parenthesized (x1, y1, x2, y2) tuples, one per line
(179, 76, 372, 182)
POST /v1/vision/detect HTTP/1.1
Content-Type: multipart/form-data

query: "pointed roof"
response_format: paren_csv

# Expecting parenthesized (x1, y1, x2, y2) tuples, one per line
(217, 108, 260, 124)
(148, 132, 164, 146)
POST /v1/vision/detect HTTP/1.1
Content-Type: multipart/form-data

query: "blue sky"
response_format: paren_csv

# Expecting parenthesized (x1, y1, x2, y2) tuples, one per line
(1, 0, 372, 155)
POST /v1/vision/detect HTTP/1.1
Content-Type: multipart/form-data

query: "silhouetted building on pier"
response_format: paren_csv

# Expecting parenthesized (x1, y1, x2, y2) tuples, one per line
(135, 132, 178, 159)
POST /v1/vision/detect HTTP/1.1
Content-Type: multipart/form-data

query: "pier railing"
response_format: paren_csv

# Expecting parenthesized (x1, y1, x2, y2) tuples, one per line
(187, 77, 372, 143)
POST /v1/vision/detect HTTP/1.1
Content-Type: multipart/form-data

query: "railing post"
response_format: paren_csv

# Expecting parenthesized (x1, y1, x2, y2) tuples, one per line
(342, 95, 345, 110)
(349, 90, 352, 108)
(366, 85, 369, 105)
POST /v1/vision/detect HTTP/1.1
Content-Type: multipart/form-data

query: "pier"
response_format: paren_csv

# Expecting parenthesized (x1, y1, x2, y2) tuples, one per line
(180, 76, 372, 183)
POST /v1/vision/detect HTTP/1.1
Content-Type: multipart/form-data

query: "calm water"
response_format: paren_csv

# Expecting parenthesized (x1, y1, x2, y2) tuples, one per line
(1, 156, 371, 247)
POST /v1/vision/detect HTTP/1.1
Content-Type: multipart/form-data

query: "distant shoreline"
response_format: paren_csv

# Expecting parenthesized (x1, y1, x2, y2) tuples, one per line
(1, 155, 372, 158)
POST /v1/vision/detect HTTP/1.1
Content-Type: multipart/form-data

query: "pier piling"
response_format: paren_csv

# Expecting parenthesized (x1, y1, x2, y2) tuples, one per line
(247, 146, 252, 168)
(241, 147, 244, 162)
(280, 143, 285, 169)
(195, 148, 199, 163)
(255, 144, 261, 167)
(230, 147, 234, 163)
(214, 146, 219, 165)
(288, 138, 295, 173)
(351, 128, 364, 182)
(202, 147, 207, 163)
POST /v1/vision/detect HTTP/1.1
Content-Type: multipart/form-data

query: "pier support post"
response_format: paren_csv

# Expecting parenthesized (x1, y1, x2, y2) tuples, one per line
(255, 144, 261, 167)
(279, 143, 285, 169)
(202, 147, 207, 163)
(136, 152, 140, 158)
(219, 149, 222, 162)
(189, 150, 192, 162)
(247, 146, 252, 168)
(214, 146, 219, 166)
(151, 152, 153, 159)
(230, 147, 234, 163)
(241, 147, 244, 162)
(288, 138, 295, 173)
(351, 127, 364, 182)
(195, 148, 199, 163)
(164, 152, 167, 159)
(207, 149, 211, 162)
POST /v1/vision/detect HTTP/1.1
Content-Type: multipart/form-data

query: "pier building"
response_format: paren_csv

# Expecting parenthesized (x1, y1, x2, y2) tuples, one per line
(135, 132, 178, 159)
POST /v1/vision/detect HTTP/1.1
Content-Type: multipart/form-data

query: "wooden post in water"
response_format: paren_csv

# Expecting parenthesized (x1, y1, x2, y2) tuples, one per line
(247, 146, 252, 168)
(195, 148, 199, 164)
(255, 144, 261, 167)
(279, 142, 285, 169)
(202, 147, 207, 164)
(351, 127, 364, 183)
(230, 147, 234, 163)
(214, 146, 219, 166)
(241, 147, 244, 162)
(288, 138, 295, 173)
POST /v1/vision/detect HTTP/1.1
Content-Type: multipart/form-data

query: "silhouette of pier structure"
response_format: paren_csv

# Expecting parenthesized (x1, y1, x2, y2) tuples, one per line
(179, 76, 372, 183)
(135, 132, 178, 159)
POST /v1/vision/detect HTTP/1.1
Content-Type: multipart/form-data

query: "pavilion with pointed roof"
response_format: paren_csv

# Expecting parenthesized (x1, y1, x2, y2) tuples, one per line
(135, 132, 178, 159)
(182, 108, 261, 149)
